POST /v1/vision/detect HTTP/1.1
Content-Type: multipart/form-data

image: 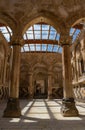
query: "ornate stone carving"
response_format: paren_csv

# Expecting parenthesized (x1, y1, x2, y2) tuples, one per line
(10, 35, 24, 46)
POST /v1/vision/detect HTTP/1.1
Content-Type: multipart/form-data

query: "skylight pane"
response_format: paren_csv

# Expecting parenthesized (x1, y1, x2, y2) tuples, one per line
(3, 34, 10, 42)
(58, 47, 62, 53)
(47, 44, 52, 51)
(24, 44, 28, 47)
(42, 25, 49, 30)
(29, 44, 35, 51)
(27, 30, 33, 34)
(70, 28, 75, 36)
(42, 44, 47, 51)
(34, 24, 41, 30)
(42, 30, 48, 39)
(23, 34, 27, 40)
(21, 47, 24, 52)
(0, 26, 12, 42)
(24, 46, 29, 52)
(0, 27, 8, 33)
(35, 34, 40, 39)
(53, 45, 58, 52)
(73, 34, 77, 41)
(75, 29, 80, 35)
(49, 34, 55, 40)
(56, 34, 60, 41)
(27, 34, 33, 39)
(50, 30, 56, 35)
(72, 29, 80, 42)
(34, 30, 40, 35)
(42, 31, 48, 35)
(42, 35, 48, 39)
(36, 44, 40, 51)
(50, 26, 56, 31)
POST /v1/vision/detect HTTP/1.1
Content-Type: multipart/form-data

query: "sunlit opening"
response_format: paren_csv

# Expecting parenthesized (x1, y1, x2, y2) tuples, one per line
(70, 28, 81, 43)
(0, 26, 12, 42)
(22, 23, 62, 53)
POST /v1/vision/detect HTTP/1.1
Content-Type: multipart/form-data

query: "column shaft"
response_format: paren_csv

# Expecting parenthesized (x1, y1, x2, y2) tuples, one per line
(48, 73, 52, 99)
(29, 74, 33, 98)
(61, 44, 78, 117)
(3, 44, 21, 117)
(10, 45, 21, 98)
(62, 45, 73, 98)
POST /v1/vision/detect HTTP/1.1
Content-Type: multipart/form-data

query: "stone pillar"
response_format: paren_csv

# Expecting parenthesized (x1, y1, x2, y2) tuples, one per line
(74, 50, 78, 82)
(3, 44, 21, 117)
(28, 73, 34, 99)
(61, 42, 79, 117)
(48, 72, 52, 99)
(71, 49, 77, 82)
(3, 55, 8, 87)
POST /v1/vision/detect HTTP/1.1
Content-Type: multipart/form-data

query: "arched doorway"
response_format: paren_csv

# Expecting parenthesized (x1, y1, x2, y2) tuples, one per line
(34, 72, 48, 99)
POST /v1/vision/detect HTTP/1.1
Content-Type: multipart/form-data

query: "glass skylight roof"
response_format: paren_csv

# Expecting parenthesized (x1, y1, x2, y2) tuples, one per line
(0, 26, 12, 42)
(23, 24, 60, 41)
(70, 28, 81, 42)
(21, 44, 62, 53)
(22, 24, 62, 53)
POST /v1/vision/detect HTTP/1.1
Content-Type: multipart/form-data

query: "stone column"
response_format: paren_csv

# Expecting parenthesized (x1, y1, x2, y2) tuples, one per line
(61, 42, 79, 117)
(71, 49, 77, 82)
(28, 73, 34, 99)
(3, 55, 8, 87)
(48, 72, 52, 99)
(3, 44, 21, 117)
(74, 50, 78, 82)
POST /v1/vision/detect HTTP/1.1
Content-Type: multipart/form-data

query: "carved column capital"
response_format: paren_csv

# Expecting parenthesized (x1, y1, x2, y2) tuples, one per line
(60, 25, 71, 44)
(10, 35, 25, 46)
(60, 36, 72, 46)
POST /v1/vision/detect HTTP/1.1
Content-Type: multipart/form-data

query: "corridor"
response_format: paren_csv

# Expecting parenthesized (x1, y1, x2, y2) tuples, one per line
(0, 99, 85, 130)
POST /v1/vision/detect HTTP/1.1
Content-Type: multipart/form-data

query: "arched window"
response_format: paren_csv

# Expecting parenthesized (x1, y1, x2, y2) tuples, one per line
(21, 23, 62, 53)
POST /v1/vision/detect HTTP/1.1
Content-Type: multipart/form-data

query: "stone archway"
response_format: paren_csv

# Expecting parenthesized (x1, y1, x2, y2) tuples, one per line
(33, 72, 48, 99)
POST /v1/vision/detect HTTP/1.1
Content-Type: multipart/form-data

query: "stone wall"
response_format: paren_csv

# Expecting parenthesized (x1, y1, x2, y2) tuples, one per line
(71, 31, 85, 102)
(0, 35, 11, 101)
(0, 86, 9, 100)
(73, 84, 85, 102)
(20, 52, 63, 99)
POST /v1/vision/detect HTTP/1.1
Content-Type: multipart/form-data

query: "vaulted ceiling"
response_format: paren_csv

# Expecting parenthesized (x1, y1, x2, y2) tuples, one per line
(0, 0, 85, 32)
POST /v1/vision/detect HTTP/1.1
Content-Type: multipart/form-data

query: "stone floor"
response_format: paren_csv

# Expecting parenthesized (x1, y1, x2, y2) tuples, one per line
(0, 99, 85, 130)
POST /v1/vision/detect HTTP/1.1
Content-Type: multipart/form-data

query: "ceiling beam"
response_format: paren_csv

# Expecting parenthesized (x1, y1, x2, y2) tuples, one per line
(24, 39, 58, 45)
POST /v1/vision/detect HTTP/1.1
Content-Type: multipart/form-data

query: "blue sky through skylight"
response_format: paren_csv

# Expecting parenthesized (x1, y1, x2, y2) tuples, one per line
(22, 24, 62, 53)
(23, 24, 60, 41)
(70, 28, 81, 42)
(21, 43, 62, 53)
(0, 26, 12, 42)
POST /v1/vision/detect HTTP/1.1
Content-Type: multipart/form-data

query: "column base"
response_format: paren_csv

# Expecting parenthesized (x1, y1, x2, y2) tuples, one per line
(29, 94, 33, 99)
(61, 98, 79, 117)
(48, 94, 53, 100)
(3, 98, 21, 118)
